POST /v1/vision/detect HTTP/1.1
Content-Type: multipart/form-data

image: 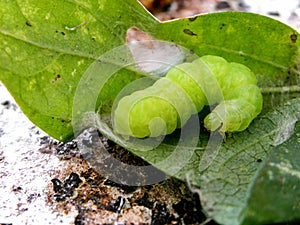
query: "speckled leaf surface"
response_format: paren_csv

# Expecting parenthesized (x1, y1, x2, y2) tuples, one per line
(240, 121, 300, 225)
(0, 0, 158, 140)
(181, 99, 300, 225)
(1, 1, 300, 225)
(1, 1, 300, 141)
(100, 98, 300, 225)
(151, 12, 300, 88)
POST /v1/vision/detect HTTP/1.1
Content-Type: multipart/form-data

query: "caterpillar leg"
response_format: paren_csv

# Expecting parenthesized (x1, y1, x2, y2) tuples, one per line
(204, 85, 263, 132)
(201, 57, 263, 133)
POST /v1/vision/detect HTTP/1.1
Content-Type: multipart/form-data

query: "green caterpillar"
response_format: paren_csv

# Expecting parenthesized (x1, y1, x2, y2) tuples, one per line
(113, 55, 263, 138)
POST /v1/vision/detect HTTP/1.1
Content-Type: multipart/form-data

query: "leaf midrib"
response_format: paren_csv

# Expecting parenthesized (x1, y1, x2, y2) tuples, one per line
(0, 30, 97, 60)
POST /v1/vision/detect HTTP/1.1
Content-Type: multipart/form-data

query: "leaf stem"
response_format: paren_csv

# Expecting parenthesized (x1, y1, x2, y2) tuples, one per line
(260, 85, 300, 94)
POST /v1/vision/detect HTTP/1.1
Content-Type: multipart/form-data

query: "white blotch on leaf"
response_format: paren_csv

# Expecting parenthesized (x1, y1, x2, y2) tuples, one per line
(128, 40, 186, 76)
(77, 60, 85, 66)
(45, 13, 51, 20)
(71, 69, 77, 77)
(269, 161, 300, 179)
(273, 118, 297, 146)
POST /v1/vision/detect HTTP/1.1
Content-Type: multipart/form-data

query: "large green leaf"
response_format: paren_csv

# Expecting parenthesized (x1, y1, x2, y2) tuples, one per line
(0, 0, 157, 140)
(98, 98, 300, 225)
(150, 12, 300, 88)
(1, 1, 300, 140)
(185, 99, 300, 225)
(1, 1, 300, 225)
(240, 122, 300, 225)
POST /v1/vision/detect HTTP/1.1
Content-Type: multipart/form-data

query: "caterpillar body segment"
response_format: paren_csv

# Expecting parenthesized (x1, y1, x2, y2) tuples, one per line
(113, 77, 196, 138)
(113, 55, 263, 138)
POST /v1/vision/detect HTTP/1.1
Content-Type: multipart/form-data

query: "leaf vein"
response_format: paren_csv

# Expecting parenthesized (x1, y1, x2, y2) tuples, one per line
(0, 31, 97, 60)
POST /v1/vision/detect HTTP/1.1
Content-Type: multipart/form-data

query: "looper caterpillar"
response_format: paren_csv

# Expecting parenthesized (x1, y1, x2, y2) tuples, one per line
(113, 55, 263, 138)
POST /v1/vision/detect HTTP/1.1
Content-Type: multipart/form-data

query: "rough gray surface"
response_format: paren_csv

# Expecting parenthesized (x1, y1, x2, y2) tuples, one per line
(0, 83, 77, 224)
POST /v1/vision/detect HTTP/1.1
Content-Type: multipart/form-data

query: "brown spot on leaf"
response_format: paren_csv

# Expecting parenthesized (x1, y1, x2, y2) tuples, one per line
(51, 74, 61, 83)
(219, 23, 226, 30)
(290, 34, 297, 43)
(183, 29, 197, 36)
(26, 21, 32, 27)
(188, 16, 198, 22)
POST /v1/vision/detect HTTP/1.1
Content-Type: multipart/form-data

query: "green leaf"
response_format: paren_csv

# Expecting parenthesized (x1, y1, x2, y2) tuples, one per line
(2, 1, 300, 224)
(1, 2, 300, 141)
(149, 12, 300, 88)
(186, 99, 300, 225)
(0, 0, 157, 140)
(240, 122, 300, 225)
(101, 98, 300, 225)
